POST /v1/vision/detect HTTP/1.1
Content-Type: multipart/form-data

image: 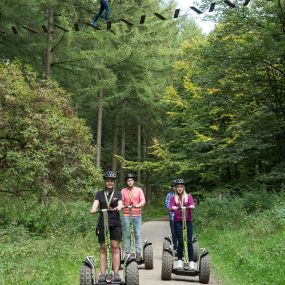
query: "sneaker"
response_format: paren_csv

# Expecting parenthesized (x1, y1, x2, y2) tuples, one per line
(113, 273, 121, 282)
(176, 259, 183, 269)
(189, 261, 196, 270)
(91, 20, 97, 27)
(98, 273, 105, 283)
(136, 252, 142, 262)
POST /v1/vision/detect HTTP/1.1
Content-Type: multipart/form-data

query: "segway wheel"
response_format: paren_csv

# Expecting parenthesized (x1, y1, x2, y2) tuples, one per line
(125, 260, 139, 285)
(163, 238, 171, 249)
(199, 255, 210, 284)
(161, 250, 173, 280)
(80, 264, 93, 285)
(193, 240, 199, 262)
(143, 244, 153, 269)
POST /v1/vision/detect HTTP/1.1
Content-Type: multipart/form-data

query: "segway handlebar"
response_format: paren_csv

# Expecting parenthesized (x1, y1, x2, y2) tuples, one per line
(91, 208, 119, 214)
(122, 205, 141, 209)
(171, 205, 195, 211)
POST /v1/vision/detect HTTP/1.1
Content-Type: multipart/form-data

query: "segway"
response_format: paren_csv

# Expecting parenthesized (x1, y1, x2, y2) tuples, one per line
(163, 234, 199, 262)
(80, 209, 139, 285)
(120, 205, 153, 269)
(161, 206, 210, 284)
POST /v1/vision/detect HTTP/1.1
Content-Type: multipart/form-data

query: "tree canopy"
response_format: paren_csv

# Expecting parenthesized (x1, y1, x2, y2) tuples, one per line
(1, 0, 284, 201)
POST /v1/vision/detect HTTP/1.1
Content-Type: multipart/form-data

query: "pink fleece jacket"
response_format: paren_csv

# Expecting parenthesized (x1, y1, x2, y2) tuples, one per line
(121, 186, 146, 216)
(168, 194, 195, 222)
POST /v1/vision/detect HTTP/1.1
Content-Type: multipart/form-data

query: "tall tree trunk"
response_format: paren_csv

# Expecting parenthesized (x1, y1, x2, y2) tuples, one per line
(137, 123, 141, 184)
(142, 135, 147, 188)
(46, 6, 54, 79)
(112, 114, 118, 172)
(145, 173, 151, 206)
(143, 136, 151, 203)
(96, 90, 103, 168)
(120, 123, 126, 180)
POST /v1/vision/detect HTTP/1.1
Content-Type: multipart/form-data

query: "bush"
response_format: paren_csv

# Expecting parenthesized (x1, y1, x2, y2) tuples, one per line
(0, 62, 101, 200)
(194, 189, 285, 285)
(0, 197, 97, 236)
(194, 196, 246, 229)
(242, 190, 271, 213)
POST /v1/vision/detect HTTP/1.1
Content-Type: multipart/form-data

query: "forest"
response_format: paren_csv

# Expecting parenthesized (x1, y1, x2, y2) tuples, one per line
(0, 0, 284, 284)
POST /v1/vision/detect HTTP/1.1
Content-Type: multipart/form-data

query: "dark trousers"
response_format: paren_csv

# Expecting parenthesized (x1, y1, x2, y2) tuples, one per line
(174, 221, 193, 261)
(169, 219, 178, 250)
(93, 0, 109, 22)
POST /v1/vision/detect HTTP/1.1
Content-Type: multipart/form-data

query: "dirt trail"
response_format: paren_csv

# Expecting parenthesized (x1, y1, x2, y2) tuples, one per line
(138, 220, 222, 285)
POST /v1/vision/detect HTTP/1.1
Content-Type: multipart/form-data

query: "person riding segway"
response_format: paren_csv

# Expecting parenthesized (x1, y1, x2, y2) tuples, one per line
(90, 171, 123, 283)
(161, 178, 210, 284)
(80, 171, 139, 285)
(163, 180, 199, 262)
(121, 173, 153, 269)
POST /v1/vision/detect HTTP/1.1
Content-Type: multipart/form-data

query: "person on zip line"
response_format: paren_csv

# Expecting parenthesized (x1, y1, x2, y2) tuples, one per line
(168, 179, 196, 270)
(165, 180, 178, 251)
(90, 171, 123, 283)
(121, 173, 146, 261)
(91, 0, 110, 28)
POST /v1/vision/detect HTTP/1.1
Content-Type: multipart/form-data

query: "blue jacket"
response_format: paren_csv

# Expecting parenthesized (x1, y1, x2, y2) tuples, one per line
(165, 191, 175, 220)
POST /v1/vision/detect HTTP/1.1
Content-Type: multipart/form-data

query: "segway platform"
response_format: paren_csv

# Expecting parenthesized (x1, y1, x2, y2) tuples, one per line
(97, 281, 123, 285)
(98, 281, 124, 285)
(172, 268, 199, 276)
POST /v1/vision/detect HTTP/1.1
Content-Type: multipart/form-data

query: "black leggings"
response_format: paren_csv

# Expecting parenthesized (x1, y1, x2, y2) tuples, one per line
(174, 221, 193, 261)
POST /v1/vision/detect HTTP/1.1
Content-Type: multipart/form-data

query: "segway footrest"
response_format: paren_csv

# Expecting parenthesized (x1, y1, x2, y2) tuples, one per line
(172, 268, 199, 276)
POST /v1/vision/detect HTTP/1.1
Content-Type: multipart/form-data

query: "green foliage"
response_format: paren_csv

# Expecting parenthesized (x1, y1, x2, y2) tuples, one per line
(0, 197, 97, 235)
(194, 191, 285, 285)
(0, 197, 167, 285)
(0, 197, 99, 284)
(0, 0, 202, 178)
(125, 0, 285, 191)
(0, 62, 101, 199)
(0, 219, 99, 285)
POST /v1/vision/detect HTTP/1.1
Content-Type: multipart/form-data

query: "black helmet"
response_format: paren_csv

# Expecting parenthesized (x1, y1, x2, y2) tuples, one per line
(103, 171, 116, 180)
(171, 180, 176, 187)
(125, 173, 135, 182)
(175, 178, 185, 185)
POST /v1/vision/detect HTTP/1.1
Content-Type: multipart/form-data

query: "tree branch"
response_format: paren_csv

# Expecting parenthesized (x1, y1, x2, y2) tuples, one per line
(107, 43, 139, 68)
(51, 31, 66, 52)
(51, 58, 88, 66)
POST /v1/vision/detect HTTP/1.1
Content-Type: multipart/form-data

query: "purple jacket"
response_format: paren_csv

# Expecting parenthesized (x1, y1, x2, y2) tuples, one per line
(168, 194, 195, 222)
